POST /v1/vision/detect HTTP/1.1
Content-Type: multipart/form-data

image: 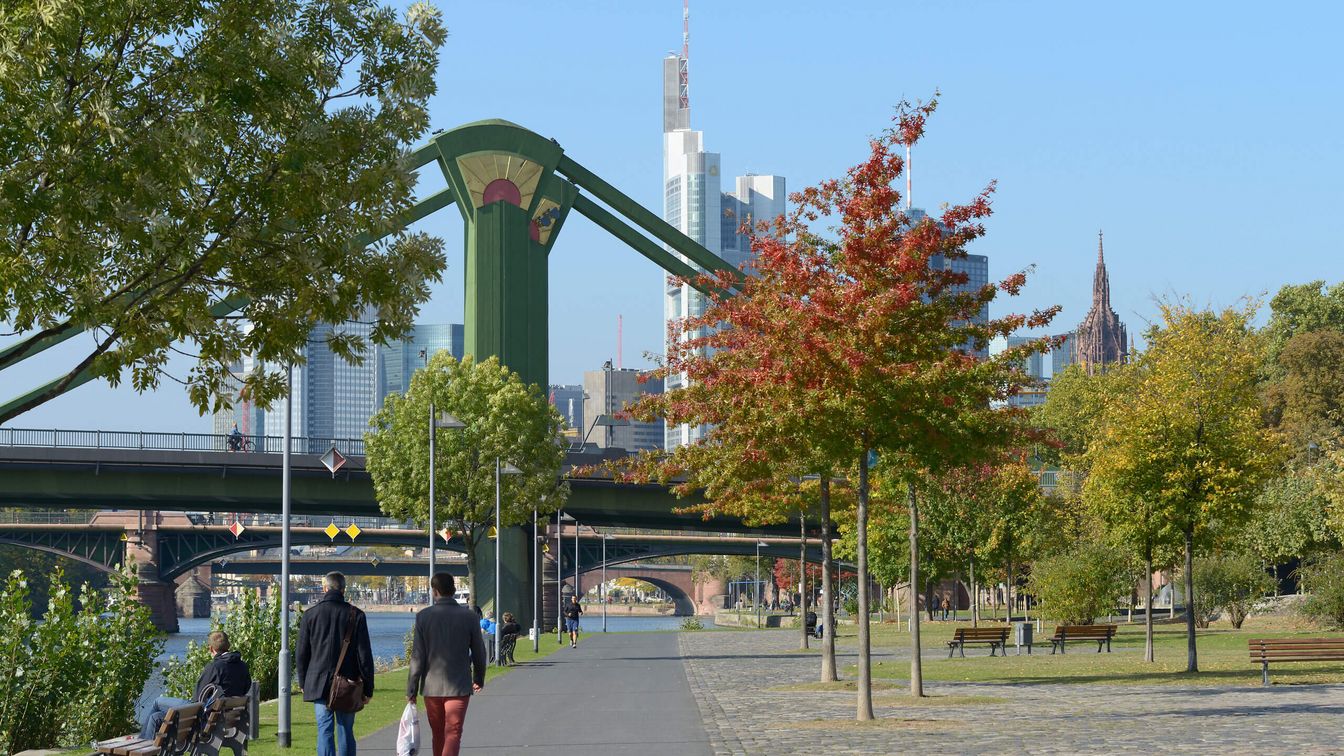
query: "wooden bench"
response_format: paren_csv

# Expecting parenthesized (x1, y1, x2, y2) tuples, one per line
(95, 703, 204, 756)
(947, 627, 1010, 657)
(1049, 624, 1117, 654)
(1250, 637, 1344, 685)
(497, 633, 519, 667)
(193, 695, 250, 756)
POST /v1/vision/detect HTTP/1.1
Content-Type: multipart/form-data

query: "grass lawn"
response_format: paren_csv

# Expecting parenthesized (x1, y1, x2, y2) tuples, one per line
(245, 639, 561, 756)
(833, 614, 1344, 687)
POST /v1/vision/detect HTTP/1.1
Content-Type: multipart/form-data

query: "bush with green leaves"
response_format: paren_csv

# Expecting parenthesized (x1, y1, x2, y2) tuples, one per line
(0, 565, 161, 753)
(1190, 553, 1273, 629)
(163, 586, 298, 700)
(1026, 542, 1130, 625)
(1299, 552, 1344, 629)
(679, 617, 704, 631)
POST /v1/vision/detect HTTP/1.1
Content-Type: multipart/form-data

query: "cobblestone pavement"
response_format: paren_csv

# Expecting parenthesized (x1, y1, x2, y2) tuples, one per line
(679, 629, 1344, 755)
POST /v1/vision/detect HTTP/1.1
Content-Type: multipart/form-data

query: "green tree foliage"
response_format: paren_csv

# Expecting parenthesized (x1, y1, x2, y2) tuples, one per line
(1234, 475, 1334, 565)
(0, 0, 447, 422)
(1190, 554, 1273, 629)
(0, 566, 161, 752)
(1263, 330, 1344, 452)
(1298, 552, 1344, 629)
(0, 545, 109, 615)
(1086, 302, 1281, 672)
(1026, 542, 1130, 625)
(365, 353, 567, 603)
(1263, 280, 1344, 373)
(162, 586, 298, 700)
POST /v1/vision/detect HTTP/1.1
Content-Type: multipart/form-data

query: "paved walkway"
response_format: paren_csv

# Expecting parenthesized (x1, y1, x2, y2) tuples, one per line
(680, 629, 1344, 755)
(360, 632, 710, 755)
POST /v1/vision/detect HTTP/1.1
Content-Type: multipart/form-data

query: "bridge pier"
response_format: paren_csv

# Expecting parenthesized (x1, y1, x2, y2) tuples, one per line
(136, 561, 180, 633)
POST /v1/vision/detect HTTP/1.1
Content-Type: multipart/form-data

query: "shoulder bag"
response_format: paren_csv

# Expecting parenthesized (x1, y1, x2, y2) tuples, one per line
(327, 605, 366, 713)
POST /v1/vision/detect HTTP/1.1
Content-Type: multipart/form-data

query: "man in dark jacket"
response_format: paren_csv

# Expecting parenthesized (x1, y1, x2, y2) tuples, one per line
(138, 630, 251, 738)
(298, 572, 375, 756)
(407, 573, 487, 756)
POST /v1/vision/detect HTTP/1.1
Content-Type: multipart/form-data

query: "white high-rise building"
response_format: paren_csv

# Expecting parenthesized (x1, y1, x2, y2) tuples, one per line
(660, 8, 784, 450)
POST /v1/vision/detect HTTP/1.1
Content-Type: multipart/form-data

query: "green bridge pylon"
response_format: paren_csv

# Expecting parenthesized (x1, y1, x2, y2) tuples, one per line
(0, 119, 746, 631)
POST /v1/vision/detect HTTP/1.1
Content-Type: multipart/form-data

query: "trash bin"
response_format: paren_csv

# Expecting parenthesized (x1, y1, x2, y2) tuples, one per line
(1014, 621, 1033, 654)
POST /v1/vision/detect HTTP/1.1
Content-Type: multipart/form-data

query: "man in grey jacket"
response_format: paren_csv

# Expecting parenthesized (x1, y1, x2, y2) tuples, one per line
(408, 572, 488, 756)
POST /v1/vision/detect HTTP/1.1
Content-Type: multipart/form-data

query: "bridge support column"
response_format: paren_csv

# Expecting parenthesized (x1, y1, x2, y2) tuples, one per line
(472, 526, 533, 631)
(136, 561, 180, 633)
(176, 573, 212, 619)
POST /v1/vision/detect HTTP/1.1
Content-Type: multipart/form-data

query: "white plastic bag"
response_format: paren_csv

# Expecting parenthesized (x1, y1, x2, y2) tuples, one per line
(396, 702, 420, 756)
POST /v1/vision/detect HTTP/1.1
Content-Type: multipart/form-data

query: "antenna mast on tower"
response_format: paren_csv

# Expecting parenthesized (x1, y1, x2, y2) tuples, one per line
(679, 0, 689, 109)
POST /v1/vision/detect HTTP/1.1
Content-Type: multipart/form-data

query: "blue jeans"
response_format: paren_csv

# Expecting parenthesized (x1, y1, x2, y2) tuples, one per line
(140, 696, 191, 739)
(314, 702, 357, 756)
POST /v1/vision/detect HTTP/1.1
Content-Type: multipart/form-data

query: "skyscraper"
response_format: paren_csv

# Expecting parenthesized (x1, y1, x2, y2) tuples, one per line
(661, 5, 784, 449)
(548, 383, 585, 437)
(916, 209, 990, 359)
(1073, 232, 1128, 373)
(1005, 335, 1048, 408)
(375, 323, 464, 406)
(1051, 332, 1077, 375)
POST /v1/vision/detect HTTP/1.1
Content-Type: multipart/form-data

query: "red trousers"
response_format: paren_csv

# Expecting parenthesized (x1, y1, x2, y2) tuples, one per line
(424, 696, 470, 756)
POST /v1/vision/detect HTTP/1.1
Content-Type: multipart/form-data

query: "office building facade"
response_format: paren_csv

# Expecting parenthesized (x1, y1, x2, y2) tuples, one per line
(375, 323, 464, 406)
(583, 367, 664, 451)
(549, 384, 585, 437)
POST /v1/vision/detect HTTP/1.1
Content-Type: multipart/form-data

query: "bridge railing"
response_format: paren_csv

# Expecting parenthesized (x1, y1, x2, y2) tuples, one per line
(0, 427, 365, 457)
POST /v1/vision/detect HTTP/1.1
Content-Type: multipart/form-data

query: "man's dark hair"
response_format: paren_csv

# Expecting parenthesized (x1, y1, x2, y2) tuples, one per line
(431, 572, 455, 597)
(324, 571, 346, 593)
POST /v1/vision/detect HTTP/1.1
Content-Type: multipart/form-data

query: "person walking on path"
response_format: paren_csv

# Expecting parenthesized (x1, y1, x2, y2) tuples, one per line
(298, 572, 375, 756)
(138, 630, 251, 738)
(564, 595, 584, 649)
(407, 572, 487, 756)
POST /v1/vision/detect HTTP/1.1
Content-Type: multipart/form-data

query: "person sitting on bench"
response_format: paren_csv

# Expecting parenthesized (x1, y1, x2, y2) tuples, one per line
(139, 630, 252, 739)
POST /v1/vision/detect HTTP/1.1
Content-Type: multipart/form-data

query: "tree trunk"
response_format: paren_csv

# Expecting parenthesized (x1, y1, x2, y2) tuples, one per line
(907, 482, 924, 697)
(953, 570, 961, 623)
(970, 554, 978, 628)
(820, 477, 837, 682)
(1143, 546, 1154, 663)
(1184, 527, 1198, 673)
(855, 454, 873, 720)
(799, 509, 809, 650)
(1006, 551, 1015, 623)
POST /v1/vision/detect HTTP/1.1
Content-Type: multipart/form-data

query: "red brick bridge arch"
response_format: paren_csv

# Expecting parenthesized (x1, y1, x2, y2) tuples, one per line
(578, 563, 719, 616)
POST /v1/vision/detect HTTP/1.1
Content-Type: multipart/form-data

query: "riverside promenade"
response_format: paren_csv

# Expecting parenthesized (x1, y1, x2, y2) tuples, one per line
(362, 628, 1344, 755)
(359, 632, 712, 755)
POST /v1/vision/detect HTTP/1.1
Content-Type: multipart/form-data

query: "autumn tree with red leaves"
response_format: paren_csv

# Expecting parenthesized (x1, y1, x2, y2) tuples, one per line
(625, 98, 1056, 718)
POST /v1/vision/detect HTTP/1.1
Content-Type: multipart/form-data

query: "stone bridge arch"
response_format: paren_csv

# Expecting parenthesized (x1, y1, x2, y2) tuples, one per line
(577, 564, 699, 616)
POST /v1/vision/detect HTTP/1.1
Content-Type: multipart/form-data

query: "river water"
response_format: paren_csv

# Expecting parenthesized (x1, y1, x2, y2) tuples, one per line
(143, 611, 709, 708)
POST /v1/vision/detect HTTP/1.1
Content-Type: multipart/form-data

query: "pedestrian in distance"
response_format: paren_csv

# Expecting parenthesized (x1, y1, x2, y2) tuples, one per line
(298, 572, 375, 756)
(408, 572, 487, 756)
(564, 594, 584, 648)
(941, 596, 951, 621)
(138, 630, 251, 739)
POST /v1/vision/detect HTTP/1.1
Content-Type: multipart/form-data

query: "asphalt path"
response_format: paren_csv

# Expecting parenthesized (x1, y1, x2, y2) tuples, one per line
(360, 631, 711, 755)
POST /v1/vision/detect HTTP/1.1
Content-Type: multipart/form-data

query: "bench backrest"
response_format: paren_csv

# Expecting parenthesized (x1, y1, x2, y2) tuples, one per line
(163, 703, 205, 751)
(1249, 637, 1344, 659)
(1053, 624, 1116, 638)
(197, 695, 249, 744)
(953, 627, 1009, 641)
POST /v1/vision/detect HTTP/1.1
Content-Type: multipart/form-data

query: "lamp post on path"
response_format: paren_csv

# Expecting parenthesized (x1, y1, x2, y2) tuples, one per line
(602, 533, 614, 631)
(557, 512, 574, 644)
(428, 405, 465, 603)
(277, 363, 293, 748)
(494, 457, 521, 663)
(756, 541, 767, 628)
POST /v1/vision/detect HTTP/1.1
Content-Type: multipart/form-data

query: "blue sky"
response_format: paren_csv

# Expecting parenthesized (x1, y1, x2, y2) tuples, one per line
(6, 0, 1342, 432)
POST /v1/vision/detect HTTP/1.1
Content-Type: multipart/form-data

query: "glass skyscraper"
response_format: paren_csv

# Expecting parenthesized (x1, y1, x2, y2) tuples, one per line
(375, 323, 464, 407)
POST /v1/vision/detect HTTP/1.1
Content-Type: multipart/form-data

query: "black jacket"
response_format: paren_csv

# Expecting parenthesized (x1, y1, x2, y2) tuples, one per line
(498, 621, 521, 637)
(564, 601, 583, 620)
(297, 591, 375, 703)
(194, 651, 252, 702)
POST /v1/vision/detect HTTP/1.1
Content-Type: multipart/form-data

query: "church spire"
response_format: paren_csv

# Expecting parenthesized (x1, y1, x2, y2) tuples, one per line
(1092, 229, 1110, 310)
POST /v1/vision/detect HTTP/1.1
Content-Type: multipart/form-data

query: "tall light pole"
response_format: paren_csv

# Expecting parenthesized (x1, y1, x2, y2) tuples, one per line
(277, 363, 293, 748)
(429, 409, 465, 604)
(756, 541, 767, 628)
(573, 515, 581, 605)
(531, 499, 542, 652)
(495, 458, 521, 664)
(602, 533, 614, 632)
(557, 512, 574, 644)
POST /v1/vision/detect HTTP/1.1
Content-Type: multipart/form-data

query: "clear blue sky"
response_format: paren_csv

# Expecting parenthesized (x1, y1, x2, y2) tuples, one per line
(6, 0, 1342, 432)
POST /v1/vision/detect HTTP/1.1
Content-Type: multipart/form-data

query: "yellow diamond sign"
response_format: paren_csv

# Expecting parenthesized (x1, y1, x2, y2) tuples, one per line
(344, 523, 362, 541)
(438, 527, 451, 543)
(324, 522, 340, 541)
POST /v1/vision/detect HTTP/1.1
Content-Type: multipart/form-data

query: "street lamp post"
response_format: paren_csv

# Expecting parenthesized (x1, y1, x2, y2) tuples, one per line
(531, 501, 541, 653)
(557, 512, 575, 644)
(756, 541, 768, 629)
(428, 410, 465, 604)
(495, 458, 521, 664)
(602, 533, 614, 632)
(277, 363, 293, 748)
